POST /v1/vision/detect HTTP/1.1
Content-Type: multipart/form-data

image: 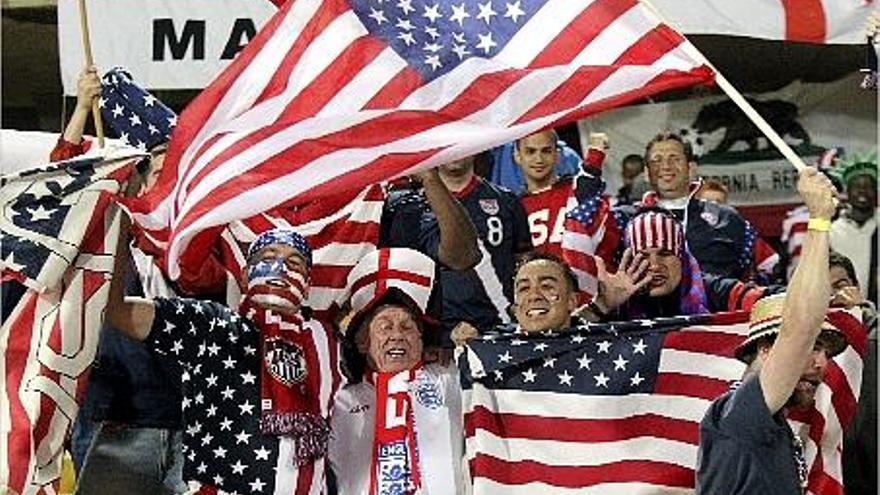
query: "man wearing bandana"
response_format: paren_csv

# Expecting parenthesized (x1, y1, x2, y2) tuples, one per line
(105, 227, 341, 494)
(329, 248, 467, 495)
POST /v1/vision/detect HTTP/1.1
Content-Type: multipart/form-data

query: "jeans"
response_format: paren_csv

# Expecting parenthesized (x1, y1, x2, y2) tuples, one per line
(75, 424, 186, 495)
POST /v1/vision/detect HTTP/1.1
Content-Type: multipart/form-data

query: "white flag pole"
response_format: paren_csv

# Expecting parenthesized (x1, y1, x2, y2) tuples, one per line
(639, 0, 808, 172)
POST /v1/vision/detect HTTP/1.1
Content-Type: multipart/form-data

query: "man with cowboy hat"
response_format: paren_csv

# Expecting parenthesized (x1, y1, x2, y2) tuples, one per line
(695, 167, 844, 494)
(106, 226, 340, 494)
(329, 247, 467, 495)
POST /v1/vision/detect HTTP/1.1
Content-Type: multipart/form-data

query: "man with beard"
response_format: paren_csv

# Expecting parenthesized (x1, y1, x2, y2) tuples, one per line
(329, 248, 468, 494)
(106, 227, 340, 494)
(830, 155, 877, 302)
(695, 167, 843, 494)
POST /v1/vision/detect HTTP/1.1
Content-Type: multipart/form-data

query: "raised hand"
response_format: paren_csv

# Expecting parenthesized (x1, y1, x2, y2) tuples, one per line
(596, 248, 651, 313)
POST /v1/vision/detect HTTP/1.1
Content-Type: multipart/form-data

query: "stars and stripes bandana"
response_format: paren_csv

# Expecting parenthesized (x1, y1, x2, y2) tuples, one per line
(369, 365, 423, 495)
(100, 67, 177, 151)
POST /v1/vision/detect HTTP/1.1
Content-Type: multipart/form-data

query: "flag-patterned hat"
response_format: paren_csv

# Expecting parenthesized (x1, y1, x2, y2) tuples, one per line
(625, 209, 684, 256)
(734, 293, 846, 363)
(100, 67, 177, 151)
(343, 247, 438, 338)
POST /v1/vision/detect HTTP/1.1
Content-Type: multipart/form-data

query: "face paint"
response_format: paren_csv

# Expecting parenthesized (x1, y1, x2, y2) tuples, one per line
(245, 257, 309, 312)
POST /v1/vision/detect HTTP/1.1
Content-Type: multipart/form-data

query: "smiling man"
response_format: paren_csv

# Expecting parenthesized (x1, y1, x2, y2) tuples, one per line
(635, 132, 779, 280)
(330, 248, 467, 495)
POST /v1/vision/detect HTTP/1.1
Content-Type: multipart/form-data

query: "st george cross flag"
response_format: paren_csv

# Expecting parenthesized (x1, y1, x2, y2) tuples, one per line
(458, 310, 867, 494)
(0, 153, 139, 494)
(218, 184, 386, 319)
(127, 0, 715, 281)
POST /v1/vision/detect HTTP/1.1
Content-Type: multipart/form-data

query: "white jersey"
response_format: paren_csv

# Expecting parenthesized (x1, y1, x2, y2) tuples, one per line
(329, 363, 468, 495)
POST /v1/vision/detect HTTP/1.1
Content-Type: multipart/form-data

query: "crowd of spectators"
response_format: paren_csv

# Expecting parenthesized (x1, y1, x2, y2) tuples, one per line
(38, 56, 878, 495)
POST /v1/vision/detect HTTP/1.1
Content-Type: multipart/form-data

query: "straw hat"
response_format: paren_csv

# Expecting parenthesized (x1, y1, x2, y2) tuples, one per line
(734, 293, 847, 363)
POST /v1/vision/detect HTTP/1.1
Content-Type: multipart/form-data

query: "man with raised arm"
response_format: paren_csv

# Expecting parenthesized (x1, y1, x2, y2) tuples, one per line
(695, 167, 845, 493)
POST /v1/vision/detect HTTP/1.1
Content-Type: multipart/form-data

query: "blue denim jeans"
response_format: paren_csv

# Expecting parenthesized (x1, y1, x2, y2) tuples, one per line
(75, 424, 186, 495)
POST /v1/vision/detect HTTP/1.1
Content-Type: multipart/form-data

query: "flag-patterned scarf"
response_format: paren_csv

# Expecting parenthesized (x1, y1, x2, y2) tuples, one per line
(368, 365, 423, 495)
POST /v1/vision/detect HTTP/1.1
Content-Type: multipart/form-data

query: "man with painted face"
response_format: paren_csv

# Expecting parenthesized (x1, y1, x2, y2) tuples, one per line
(106, 227, 341, 494)
(329, 248, 467, 495)
(694, 166, 842, 493)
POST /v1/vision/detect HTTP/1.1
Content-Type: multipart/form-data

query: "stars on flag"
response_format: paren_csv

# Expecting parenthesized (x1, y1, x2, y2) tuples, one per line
(352, 0, 543, 79)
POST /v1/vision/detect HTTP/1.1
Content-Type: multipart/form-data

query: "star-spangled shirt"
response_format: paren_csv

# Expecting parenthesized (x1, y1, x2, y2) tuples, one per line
(144, 298, 325, 494)
(350, 0, 545, 81)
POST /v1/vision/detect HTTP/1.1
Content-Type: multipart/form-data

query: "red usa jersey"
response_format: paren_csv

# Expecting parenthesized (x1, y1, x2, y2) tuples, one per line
(520, 178, 575, 256)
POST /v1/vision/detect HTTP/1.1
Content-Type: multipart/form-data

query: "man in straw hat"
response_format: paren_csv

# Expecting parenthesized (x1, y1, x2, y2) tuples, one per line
(106, 226, 341, 494)
(695, 167, 844, 494)
(329, 247, 468, 495)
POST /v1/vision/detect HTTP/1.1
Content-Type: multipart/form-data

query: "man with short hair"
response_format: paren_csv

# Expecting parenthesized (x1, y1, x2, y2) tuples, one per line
(615, 153, 649, 205)
(636, 132, 778, 280)
(516, 130, 608, 256)
(695, 167, 841, 494)
(106, 227, 341, 494)
(330, 248, 467, 495)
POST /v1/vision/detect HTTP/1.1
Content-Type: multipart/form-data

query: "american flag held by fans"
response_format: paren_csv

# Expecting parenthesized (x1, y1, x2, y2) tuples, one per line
(128, 0, 715, 281)
(0, 154, 139, 495)
(459, 310, 867, 494)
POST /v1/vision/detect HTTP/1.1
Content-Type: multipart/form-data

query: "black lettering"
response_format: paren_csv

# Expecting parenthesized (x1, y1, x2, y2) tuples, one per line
(772, 170, 782, 190)
(153, 19, 206, 61)
(221, 18, 257, 60)
(749, 174, 760, 192)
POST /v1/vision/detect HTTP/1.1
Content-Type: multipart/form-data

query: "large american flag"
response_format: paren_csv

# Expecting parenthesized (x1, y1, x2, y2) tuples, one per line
(0, 153, 138, 495)
(127, 0, 714, 281)
(458, 310, 867, 494)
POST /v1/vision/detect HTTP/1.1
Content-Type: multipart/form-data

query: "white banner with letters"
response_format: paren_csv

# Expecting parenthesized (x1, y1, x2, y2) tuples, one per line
(57, 0, 275, 95)
(58, 0, 872, 95)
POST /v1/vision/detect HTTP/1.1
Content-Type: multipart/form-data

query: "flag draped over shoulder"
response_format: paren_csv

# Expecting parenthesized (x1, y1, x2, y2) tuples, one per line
(127, 0, 714, 280)
(0, 153, 139, 495)
(459, 310, 867, 494)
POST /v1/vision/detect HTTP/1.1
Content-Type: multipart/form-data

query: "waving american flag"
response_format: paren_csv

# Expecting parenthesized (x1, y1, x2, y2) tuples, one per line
(128, 0, 714, 280)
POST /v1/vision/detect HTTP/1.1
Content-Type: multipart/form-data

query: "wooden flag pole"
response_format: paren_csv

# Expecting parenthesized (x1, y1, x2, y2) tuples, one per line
(77, 0, 105, 148)
(639, 0, 808, 172)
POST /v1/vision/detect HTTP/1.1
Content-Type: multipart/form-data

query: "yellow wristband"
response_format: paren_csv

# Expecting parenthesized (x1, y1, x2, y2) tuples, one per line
(807, 217, 831, 232)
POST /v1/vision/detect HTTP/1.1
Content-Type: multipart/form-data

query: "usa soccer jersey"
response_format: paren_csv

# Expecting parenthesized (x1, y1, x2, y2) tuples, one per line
(381, 176, 530, 335)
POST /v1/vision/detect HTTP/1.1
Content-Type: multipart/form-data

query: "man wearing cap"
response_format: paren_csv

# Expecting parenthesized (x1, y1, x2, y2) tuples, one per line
(106, 226, 341, 494)
(695, 167, 841, 494)
(329, 248, 467, 495)
(830, 154, 877, 302)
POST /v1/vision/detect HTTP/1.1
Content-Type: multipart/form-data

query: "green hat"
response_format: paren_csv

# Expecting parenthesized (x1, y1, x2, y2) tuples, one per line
(839, 150, 878, 186)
